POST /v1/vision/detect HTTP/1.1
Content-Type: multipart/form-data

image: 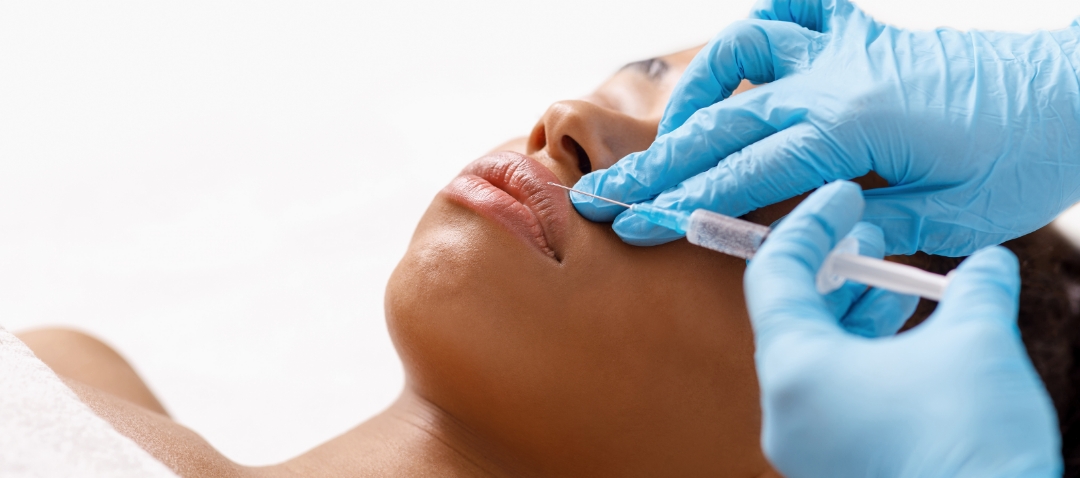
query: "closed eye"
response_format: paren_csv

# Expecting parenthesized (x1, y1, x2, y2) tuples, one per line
(620, 58, 670, 83)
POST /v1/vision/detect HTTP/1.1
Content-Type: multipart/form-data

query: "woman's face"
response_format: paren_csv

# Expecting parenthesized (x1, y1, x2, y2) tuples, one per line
(386, 47, 773, 476)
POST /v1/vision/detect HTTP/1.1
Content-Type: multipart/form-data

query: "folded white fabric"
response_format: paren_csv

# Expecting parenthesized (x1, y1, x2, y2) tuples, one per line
(0, 327, 176, 477)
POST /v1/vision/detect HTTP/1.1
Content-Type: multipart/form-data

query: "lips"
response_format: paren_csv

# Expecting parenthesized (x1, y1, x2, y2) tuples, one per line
(440, 151, 569, 260)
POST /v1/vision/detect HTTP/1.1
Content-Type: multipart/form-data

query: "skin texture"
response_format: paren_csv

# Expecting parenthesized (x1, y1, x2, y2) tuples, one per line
(16, 45, 785, 477)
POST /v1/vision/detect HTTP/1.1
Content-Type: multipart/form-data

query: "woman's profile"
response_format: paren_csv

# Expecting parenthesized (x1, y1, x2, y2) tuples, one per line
(16, 42, 1080, 477)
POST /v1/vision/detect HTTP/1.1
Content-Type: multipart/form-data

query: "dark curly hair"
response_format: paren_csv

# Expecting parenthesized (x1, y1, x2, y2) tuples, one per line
(895, 226, 1080, 476)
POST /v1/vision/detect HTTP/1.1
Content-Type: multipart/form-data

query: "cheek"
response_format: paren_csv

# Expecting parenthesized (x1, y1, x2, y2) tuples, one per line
(566, 225, 754, 369)
(554, 233, 763, 451)
(599, 116, 660, 169)
(386, 200, 761, 451)
(385, 200, 576, 392)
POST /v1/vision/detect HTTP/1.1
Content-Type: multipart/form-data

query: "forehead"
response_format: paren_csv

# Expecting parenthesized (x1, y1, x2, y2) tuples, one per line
(584, 46, 703, 119)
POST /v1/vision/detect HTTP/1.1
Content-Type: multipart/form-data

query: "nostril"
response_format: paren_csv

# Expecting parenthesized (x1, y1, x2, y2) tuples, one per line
(526, 121, 547, 154)
(561, 135, 592, 174)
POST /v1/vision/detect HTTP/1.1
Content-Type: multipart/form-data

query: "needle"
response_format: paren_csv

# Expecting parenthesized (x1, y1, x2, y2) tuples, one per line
(547, 182, 632, 208)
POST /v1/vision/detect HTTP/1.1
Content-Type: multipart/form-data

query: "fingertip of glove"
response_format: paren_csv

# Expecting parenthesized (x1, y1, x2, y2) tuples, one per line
(569, 173, 623, 221)
(789, 181, 863, 218)
(571, 199, 625, 222)
(956, 246, 1020, 282)
(938, 246, 1021, 322)
(613, 212, 685, 246)
(823, 179, 863, 198)
(848, 222, 885, 258)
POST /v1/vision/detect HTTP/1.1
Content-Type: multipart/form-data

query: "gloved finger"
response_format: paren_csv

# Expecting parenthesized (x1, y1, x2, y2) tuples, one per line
(828, 224, 924, 338)
(840, 288, 919, 338)
(745, 181, 865, 349)
(749, 0, 831, 32)
(750, 0, 872, 34)
(863, 193, 1004, 257)
(608, 123, 859, 244)
(611, 210, 684, 246)
(821, 222, 882, 319)
(819, 223, 919, 335)
(748, 0, 855, 33)
(572, 88, 783, 222)
(927, 246, 1021, 332)
(657, 20, 824, 137)
(860, 193, 926, 256)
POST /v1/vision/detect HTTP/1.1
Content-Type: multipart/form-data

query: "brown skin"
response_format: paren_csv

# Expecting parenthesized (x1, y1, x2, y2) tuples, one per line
(16, 46, 789, 477)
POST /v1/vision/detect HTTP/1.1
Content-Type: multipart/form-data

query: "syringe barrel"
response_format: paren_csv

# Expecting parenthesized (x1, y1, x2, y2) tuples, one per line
(685, 209, 769, 260)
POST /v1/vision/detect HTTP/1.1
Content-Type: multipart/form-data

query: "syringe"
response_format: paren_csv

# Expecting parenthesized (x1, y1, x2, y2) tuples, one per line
(551, 183, 950, 301)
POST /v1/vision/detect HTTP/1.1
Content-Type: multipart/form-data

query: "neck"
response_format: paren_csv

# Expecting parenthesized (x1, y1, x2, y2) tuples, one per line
(268, 389, 509, 477)
(268, 388, 781, 478)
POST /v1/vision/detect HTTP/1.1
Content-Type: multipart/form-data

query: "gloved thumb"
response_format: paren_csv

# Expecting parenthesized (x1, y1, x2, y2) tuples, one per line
(927, 246, 1021, 331)
(745, 180, 864, 349)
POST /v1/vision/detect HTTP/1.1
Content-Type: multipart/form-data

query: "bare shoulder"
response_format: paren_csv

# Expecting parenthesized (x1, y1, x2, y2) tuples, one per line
(64, 377, 257, 478)
(16, 328, 262, 478)
(14, 328, 484, 477)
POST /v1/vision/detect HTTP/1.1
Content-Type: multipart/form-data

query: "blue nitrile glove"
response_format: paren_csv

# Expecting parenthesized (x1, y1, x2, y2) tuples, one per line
(572, 0, 1080, 256)
(745, 180, 1062, 478)
(806, 214, 921, 338)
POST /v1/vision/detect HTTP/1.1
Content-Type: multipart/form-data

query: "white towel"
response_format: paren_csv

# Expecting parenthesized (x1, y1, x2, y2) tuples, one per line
(0, 327, 177, 477)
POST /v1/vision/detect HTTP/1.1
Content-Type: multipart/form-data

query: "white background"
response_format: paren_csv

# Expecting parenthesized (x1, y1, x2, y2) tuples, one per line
(1, 0, 1076, 466)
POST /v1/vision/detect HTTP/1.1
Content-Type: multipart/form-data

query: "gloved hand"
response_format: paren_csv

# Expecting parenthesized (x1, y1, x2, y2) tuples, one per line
(746, 181, 1062, 477)
(572, 0, 1080, 256)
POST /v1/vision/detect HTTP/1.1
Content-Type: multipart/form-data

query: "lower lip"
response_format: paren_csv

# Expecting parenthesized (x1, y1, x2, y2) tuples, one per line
(441, 174, 556, 258)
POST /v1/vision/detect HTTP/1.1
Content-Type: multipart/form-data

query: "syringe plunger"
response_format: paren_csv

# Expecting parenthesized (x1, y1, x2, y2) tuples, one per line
(630, 203, 950, 300)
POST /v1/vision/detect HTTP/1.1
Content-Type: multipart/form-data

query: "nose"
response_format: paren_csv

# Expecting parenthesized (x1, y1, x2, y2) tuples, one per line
(527, 100, 658, 179)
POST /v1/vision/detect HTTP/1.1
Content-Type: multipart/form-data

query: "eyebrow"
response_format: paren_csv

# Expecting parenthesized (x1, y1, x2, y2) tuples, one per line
(619, 57, 671, 82)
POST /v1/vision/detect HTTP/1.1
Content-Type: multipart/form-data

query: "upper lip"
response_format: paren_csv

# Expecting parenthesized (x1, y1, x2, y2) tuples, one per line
(455, 151, 570, 260)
